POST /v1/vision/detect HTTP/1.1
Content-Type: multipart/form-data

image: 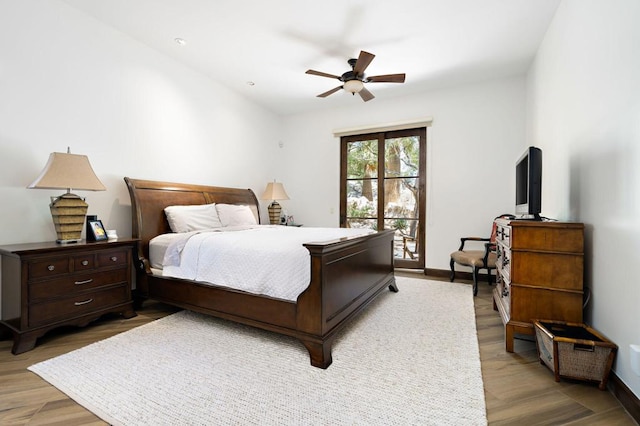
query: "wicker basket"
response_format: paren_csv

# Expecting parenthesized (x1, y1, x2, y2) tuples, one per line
(534, 320, 617, 390)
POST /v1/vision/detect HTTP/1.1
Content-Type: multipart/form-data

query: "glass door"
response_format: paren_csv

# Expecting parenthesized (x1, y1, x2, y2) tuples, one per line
(340, 128, 426, 268)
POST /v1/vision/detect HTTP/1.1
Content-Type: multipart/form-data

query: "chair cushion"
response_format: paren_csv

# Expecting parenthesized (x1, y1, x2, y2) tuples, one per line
(450, 250, 497, 268)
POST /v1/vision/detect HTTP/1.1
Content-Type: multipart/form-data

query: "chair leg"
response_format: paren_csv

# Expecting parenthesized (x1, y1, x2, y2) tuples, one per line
(487, 268, 493, 285)
(472, 267, 479, 296)
(449, 258, 455, 282)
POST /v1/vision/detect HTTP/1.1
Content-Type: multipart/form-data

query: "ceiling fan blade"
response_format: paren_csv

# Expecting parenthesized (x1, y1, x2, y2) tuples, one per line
(359, 86, 375, 102)
(306, 69, 341, 80)
(367, 73, 406, 83)
(317, 86, 343, 98)
(353, 50, 375, 76)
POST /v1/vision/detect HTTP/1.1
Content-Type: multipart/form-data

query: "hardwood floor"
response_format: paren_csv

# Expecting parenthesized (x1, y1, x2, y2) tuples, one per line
(470, 276, 637, 425)
(0, 273, 636, 425)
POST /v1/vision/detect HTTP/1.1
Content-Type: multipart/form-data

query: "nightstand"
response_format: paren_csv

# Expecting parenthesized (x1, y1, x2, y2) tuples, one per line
(0, 238, 138, 354)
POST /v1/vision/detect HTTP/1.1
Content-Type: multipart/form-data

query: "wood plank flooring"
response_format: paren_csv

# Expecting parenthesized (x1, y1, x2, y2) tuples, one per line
(467, 272, 637, 425)
(0, 273, 636, 425)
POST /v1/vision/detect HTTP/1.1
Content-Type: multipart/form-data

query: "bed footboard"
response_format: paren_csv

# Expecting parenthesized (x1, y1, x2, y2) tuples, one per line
(297, 229, 397, 368)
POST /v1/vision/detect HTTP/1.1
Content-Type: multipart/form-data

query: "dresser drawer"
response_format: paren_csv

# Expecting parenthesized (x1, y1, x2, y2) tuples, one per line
(97, 249, 129, 268)
(29, 268, 129, 301)
(28, 257, 70, 279)
(29, 284, 129, 327)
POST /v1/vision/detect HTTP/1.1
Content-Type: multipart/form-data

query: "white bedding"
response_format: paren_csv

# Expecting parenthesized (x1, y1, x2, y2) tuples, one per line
(153, 225, 374, 301)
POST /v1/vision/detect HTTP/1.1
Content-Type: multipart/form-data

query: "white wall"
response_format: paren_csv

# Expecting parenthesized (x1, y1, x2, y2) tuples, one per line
(0, 1, 282, 318)
(0, 0, 281, 247)
(1, 1, 528, 323)
(281, 77, 526, 270)
(526, 0, 640, 398)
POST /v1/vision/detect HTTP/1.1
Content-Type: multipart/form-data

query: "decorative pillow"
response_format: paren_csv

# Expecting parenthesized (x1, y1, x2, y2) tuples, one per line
(215, 203, 258, 227)
(164, 203, 223, 233)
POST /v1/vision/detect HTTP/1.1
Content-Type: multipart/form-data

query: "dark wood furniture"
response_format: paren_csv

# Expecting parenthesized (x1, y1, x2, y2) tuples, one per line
(0, 239, 137, 354)
(124, 177, 397, 369)
(493, 218, 584, 352)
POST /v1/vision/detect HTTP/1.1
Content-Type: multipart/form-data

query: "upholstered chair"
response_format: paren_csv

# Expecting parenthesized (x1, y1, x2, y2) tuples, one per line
(449, 215, 512, 296)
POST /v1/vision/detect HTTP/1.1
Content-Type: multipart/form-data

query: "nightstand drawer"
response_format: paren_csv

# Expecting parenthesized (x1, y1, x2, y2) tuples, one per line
(29, 268, 129, 301)
(73, 254, 95, 271)
(97, 249, 128, 268)
(29, 284, 129, 327)
(29, 257, 70, 279)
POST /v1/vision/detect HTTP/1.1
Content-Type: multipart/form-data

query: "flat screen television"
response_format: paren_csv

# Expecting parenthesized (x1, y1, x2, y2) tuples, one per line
(515, 146, 542, 220)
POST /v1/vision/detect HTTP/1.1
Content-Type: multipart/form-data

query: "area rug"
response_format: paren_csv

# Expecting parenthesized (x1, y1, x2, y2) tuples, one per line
(29, 277, 487, 425)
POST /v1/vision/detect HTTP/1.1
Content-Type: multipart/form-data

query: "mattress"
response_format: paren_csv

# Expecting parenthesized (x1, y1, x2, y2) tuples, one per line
(149, 233, 179, 270)
(150, 225, 374, 301)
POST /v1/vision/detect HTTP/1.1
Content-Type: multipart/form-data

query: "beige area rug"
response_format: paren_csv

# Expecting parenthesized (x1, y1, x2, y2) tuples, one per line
(29, 277, 487, 425)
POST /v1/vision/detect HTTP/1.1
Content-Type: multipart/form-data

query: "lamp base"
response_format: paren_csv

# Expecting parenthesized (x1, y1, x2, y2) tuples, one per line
(50, 193, 88, 243)
(267, 201, 282, 225)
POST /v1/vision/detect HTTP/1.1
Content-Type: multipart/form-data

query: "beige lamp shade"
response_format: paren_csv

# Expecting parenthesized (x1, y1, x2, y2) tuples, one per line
(260, 182, 289, 201)
(28, 151, 106, 243)
(28, 152, 106, 192)
(261, 181, 289, 225)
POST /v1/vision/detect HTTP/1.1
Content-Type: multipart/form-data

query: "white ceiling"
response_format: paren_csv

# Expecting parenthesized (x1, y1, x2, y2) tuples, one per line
(61, 0, 560, 116)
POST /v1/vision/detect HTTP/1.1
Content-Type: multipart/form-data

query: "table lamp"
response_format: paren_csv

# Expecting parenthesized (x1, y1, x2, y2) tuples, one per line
(261, 181, 289, 225)
(28, 148, 106, 243)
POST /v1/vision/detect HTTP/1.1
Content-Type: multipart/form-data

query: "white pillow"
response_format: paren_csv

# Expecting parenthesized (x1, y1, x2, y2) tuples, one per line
(215, 204, 258, 227)
(164, 203, 223, 233)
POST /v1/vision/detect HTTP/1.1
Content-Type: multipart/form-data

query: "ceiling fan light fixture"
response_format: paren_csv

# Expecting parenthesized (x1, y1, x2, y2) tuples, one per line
(343, 79, 364, 94)
(306, 50, 405, 101)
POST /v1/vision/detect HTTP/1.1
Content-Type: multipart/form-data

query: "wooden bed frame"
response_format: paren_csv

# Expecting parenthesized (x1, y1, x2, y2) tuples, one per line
(124, 177, 397, 368)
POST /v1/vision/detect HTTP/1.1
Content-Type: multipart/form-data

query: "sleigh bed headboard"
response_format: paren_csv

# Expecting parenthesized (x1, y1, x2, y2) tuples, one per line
(124, 177, 260, 262)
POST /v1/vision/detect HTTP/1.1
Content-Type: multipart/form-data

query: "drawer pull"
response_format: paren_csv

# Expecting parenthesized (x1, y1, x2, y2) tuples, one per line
(74, 298, 94, 306)
(110, 256, 118, 262)
(81, 260, 89, 266)
(74, 279, 93, 285)
(47, 265, 55, 271)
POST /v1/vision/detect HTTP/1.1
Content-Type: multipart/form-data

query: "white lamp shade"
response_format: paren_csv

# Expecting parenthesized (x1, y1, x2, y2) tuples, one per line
(261, 182, 289, 201)
(343, 80, 364, 93)
(28, 152, 106, 191)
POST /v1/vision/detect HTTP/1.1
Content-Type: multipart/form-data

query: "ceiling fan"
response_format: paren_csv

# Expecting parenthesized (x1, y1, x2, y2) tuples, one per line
(305, 50, 406, 102)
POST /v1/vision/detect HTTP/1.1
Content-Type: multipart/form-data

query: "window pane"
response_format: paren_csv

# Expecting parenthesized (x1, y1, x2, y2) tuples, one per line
(383, 177, 418, 219)
(385, 136, 419, 178)
(383, 219, 419, 259)
(347, 140, 378, 179)
(346, 218, 378, 231)
(346, 179, 377, 217)
(383, 218, 418, 236)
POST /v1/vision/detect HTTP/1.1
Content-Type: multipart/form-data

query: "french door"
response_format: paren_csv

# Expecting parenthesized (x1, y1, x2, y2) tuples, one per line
(340, 127, 426, 269)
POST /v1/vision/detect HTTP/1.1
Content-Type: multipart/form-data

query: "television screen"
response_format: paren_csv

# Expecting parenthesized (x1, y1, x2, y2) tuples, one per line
(515, 157, 529, 206)
(515, 146, 542, 219)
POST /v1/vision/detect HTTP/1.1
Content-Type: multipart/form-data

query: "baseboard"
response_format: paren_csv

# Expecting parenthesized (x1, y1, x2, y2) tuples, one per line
(423, 268, 450, 279)
(609, 371, 640, 423)
(423, 267, 494, 283)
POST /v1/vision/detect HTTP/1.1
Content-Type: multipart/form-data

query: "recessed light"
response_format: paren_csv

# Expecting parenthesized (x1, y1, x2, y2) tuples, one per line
(246, 81, 255, 86)
(174, 38, 186, 46)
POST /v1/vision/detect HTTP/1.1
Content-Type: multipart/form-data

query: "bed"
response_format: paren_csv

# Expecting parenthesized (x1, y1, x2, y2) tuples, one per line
(124, 177, 397, 368)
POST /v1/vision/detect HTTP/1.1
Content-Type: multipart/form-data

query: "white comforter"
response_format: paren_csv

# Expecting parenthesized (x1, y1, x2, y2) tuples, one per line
(160, 225, 374, 301)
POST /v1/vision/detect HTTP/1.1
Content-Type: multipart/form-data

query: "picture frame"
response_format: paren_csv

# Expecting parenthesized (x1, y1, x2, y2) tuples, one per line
(87, 219, 108, 241)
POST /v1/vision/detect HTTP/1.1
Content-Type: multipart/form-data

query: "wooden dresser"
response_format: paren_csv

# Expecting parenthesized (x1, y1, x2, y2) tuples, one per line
(0, 239, 137, 354)
(493, 219, 584, 352)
